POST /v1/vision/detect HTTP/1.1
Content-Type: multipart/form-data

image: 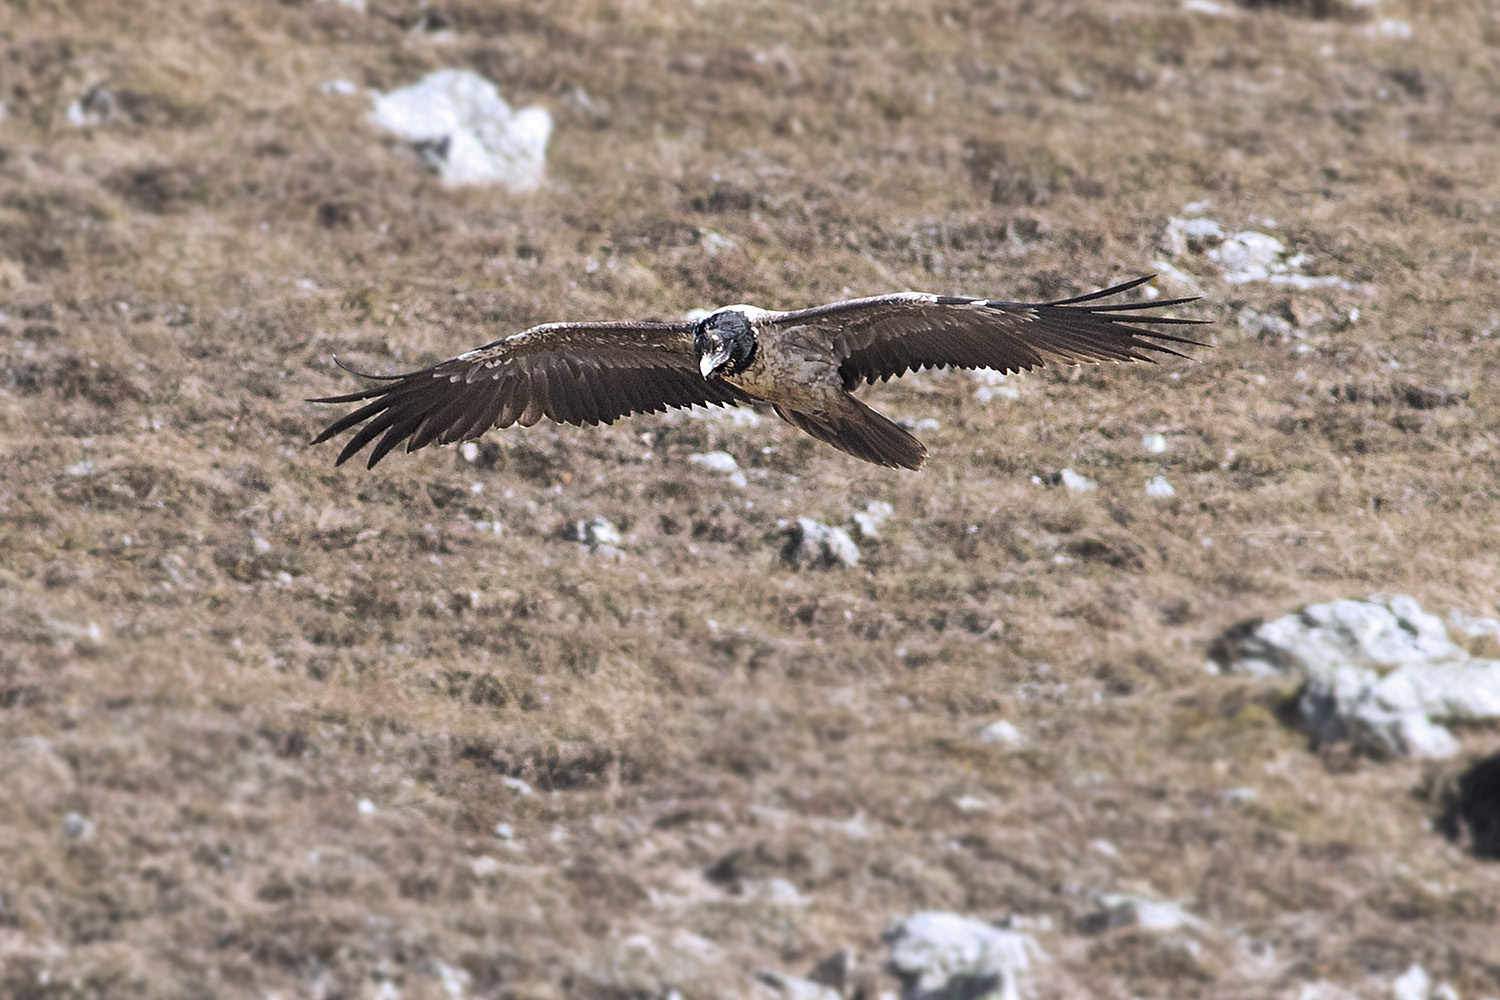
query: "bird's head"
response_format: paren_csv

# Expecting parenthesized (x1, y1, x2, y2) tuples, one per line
(694, 310, 756, 380)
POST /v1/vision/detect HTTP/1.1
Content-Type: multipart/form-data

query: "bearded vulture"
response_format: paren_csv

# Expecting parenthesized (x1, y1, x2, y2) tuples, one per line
(311, 274, 1204, 471)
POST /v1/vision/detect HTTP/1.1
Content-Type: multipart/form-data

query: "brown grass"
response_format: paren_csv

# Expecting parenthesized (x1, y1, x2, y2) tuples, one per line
(3, 0, 1500, 997)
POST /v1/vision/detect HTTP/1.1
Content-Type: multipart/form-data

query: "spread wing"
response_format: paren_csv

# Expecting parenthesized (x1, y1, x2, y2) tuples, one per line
(769, 275, 1206, 390)
(309, 321, 749, 468)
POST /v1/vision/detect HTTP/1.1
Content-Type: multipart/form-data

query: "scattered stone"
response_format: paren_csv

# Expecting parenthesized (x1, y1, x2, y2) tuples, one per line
(61, 812, 95, 840)
(1447, 610, 1500, 657)
(850, 500, 895, 540)
(569, 517, 624, 554)
(502, 776, 535, 797)
(1162, 216, 1225, 257)
(66, 85, 117, 127)
(749, 878, 809, 909)
(1391, 965, 1431, 1000)
(689, 451, 748, 487)
(755, 970, 841, 1000)
(971, 369, 1021, 403)
(493, 822, 516, 840)
(1207, 231, 1288, 284)
(976, 720, 1027, 749)
(1370, 18, 1413, 40)
(320, 0, 366, 10)
(320, 79, 360, 97)
(1145, 475, 1176, 499)
(1159, 215, 1353, 290)
(781, 518, 860, 570)
(369, 68, 552, 191)
(1181, 0, 1237, 17)
(1213, 594, 1500, 759)
(807, 948, 857, 994)
(1094, 894, 1207, 934)
(885, 911, 1045, 1000)
(1237, 306, 1295, 341)
(431, 961, 471, 1000)
(1088, 839, 1119, 859)
(1141, 432, 1168, 454)
(689, 451, 739, 473)
(1060, 469, 1096, 493)
(357, 797, 376, 816)
(1150, 259, 1205, 296)
(1440, 751, 1500, 859)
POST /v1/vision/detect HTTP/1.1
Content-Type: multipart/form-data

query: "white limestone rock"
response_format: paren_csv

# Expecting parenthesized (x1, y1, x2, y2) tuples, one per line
(1145, 475, 1176, 499)
(755, 970, 842, 1000)
(885, 911, 1045, 1000)
(370, 69, 551, 191)
(1217, 594, 1500, 759)
(1059, 469, 1096, 493)
(976, 720, 1027, 749)
(1096, 894, 1207, 934)
(850, 500, 895, 540)
(781, 518, 860, 570)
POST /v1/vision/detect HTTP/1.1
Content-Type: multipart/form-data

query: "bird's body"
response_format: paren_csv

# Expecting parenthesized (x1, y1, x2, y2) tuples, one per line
(311, 275, 1205, 471)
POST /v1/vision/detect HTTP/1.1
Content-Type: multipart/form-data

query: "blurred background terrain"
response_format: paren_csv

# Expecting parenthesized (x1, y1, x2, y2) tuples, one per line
(2, 0, 1500, 997)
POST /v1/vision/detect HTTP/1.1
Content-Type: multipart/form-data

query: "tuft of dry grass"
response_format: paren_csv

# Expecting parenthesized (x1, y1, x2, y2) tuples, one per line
(3, 0, 1500, 997)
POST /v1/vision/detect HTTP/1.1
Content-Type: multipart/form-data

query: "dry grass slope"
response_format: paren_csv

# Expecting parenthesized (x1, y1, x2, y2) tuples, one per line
(2, 0, 1500, 997)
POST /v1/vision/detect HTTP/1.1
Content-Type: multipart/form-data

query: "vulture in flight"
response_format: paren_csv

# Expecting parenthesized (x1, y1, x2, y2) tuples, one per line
(311, 275, 1204, 471)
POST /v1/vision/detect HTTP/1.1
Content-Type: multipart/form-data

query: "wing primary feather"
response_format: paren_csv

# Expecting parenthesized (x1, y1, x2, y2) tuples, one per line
(449, 384, 508, 443)
(335, 404, 409, 466)
(368, 416, 424, 468)
(1075, 295, 1202, 313)
(408, 388, 480, 451)
(332, 355, 418, 381)
(1042, 274, 1158, 305)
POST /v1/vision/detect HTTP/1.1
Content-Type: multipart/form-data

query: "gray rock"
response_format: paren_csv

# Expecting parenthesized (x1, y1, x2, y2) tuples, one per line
(807, 948, 857, 993)
(886, 911, 1044, 1000)
(1059, 469, 1096, 493)
(569, 517, 623, 552)
(61, 812, 95, 840)
(369, 69, 551, 191)
(1391, 964, 1432, 1000)
(781, 518, 860, 570)
(1095, 894, 1206, 934)
(755, 970, 842, 1000)
(1226, 594, 1460, 677)
(1207, 231, 1286, 284)
(688, 451, 739, 473)
(66, 85, 117, 127)
(1161, 216, 1225, 257)
(1236, 306, 1295, 341)
(850, 500, 895, 540)
(689, 451, 748, 487)
(976, 720, 1026, 749)
(1217, 594, 1500, 759)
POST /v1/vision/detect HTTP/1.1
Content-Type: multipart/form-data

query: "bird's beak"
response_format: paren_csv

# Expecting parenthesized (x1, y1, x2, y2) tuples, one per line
(699, 341, 731, 379)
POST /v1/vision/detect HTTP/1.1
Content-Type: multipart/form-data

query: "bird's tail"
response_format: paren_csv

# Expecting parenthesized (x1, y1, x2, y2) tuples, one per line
(774, 396, 927, 470)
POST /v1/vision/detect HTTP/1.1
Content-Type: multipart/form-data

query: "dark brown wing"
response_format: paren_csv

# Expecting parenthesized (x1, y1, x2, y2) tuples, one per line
(769, 275, 1206, 390)
(309, 321, 750, 468)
